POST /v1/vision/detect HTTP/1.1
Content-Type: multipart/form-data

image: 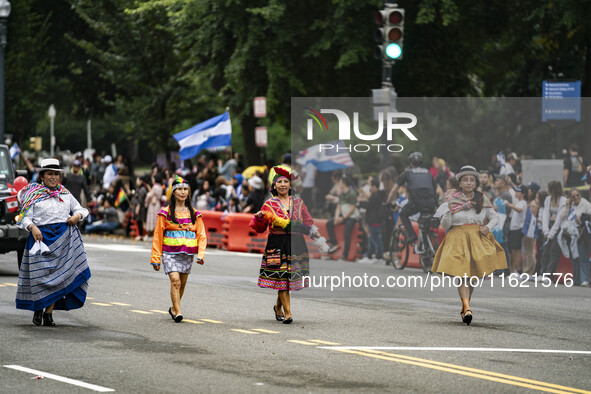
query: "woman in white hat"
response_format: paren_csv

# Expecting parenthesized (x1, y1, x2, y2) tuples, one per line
(16, 158, 91, 326)
(432, 165, 507, 325)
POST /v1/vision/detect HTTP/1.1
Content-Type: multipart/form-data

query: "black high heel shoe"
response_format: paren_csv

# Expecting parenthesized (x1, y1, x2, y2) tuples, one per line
(169, 307, 183, 323)
(283, 316, 293, 324)
(273, 305, 284, 321)
(461, 310, 472, 326)
(168, 307, 175, 321)
(33, 310, 43, 326)
(42, 313, 55, 326)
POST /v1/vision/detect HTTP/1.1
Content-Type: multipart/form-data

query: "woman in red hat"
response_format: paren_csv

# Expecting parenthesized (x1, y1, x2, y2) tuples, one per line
(250, 166, 322, 324)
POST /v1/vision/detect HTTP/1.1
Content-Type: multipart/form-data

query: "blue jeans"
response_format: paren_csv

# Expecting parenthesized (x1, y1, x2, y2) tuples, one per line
(368, 224, 384, 260)
(85, 221, 119, 234)
(577, 238, 591, 284)
(326, 217, 357, 259)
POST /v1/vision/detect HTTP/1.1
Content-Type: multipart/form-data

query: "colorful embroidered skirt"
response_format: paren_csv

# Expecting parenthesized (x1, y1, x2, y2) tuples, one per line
(16, 223, 91, 311)
(258, 233, 310, 291)
(431, 224, 507, 278)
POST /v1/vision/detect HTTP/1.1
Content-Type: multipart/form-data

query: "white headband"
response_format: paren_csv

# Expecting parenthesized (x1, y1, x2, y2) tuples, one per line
(172, 182, 189, 191)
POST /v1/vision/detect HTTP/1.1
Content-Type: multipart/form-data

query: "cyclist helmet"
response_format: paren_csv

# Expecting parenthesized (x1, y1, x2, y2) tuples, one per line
(408, 152, 423, 167)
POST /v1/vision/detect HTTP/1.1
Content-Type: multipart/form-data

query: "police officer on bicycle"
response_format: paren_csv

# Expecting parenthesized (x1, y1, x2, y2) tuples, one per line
(388, 152, 437, 244)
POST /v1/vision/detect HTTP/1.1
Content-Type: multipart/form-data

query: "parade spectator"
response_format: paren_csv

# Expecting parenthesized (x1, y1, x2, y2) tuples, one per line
(324, 170, 342, 216)
(479, 170, 496, 201)
(432, 165, 506, 325)
(62, 159, 90, 205)
(145, 173, 163, 240)
(533, 190, 548, 275)
(150, 176, 207, 323)
(84, 199, 120, 234)
(218, 150, 237, 181)
(358, 179, 386, 263)
(500, 152, 518, 176)
(522, 198, 539, 278)
(250, 166, 321, 324)
(131, 175, 149, 240)
(564, 143, 585, 187)
(548, 188, 591, 285)
(102, 155, 118, 189)
(16, 158, 91, 326)
(505, 185, 528, 275)
(326, 176, 359, 259)
(494, 175, 513, 272)
(243, 176, 265, 213)
(526, 182, 540, 203)
(192, 180, 214, 211)
(300, 162, 316, 211)
(541, 181, 567, 276)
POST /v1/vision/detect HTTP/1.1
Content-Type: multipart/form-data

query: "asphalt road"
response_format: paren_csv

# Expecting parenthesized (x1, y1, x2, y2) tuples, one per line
(1, 235, 590, 393)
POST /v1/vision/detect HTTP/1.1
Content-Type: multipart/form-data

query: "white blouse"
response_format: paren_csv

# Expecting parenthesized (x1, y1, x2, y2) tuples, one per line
(19, 193, 89, 231)
(439, 205, 499, 232)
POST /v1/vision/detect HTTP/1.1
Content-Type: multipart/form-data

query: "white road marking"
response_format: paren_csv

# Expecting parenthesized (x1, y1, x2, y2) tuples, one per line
(3, 365, 115, 392)
(84, 243, 149, 253)
(319, 346, 591, 355)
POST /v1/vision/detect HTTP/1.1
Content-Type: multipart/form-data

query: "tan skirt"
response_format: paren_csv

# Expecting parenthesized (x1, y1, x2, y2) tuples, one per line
(431, 224, 507, 278)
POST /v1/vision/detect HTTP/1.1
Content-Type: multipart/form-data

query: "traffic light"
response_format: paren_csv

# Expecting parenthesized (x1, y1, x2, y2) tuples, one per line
(374, 6, 404, 61)
(29, 137, 42, 151)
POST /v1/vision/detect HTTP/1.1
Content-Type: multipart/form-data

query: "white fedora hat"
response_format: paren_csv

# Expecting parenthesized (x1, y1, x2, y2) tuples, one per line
(35, 158, 64, 173)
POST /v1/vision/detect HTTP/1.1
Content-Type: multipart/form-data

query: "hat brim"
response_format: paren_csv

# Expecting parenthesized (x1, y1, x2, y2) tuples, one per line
(456, 170, 480, 181)
(36, 166, 64, 173)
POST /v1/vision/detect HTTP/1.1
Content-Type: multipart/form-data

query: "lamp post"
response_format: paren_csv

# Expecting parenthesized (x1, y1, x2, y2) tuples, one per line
(0, 0, 11, 144)
(48, 104, 56, 156)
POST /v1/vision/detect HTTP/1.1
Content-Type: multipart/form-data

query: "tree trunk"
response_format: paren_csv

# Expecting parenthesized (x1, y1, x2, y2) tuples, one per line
(240, 113, 258, 166)
(584, 41, 591, 163)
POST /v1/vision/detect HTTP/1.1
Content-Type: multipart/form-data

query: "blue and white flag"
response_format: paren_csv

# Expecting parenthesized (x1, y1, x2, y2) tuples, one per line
(9, 143, 21, 160)
(174, 112, 231, 160)
(297, 140, 354, 172)
(521, 208, 538, 238)
(497, 151, 506, 170)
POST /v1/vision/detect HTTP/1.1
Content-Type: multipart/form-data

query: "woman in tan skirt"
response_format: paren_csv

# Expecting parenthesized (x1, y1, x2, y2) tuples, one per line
(432, 165, 507, 325)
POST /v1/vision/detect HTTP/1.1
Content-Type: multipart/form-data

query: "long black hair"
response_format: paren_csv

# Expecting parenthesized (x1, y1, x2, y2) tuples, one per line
(169, 178, 196, 225)
(459, 174, 484, 214)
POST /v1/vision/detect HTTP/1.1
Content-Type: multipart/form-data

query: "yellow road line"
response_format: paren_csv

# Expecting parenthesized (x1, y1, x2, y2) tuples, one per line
(87, 297, 95, 300)
(308, 340, 341, 345)
(110, 302, 132, 306)
(183, 319, 205, 324)
(199, 319, 224, 324)
(287, 340, 317, 346)
(0, 284, 5, 287)
(91, 302, 113, 307)
(149, 310, 170, 314)
(332, 349, 589, 394)
(231, 329, 259, 334)
(130, 310, 153, 315)
(251, 329, 280, 334)
(2, 283, 17, 287)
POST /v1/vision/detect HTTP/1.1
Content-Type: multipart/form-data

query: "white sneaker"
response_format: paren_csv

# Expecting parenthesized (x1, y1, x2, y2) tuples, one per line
(357, 257, 373, 264)
(581, 281, 590, 287)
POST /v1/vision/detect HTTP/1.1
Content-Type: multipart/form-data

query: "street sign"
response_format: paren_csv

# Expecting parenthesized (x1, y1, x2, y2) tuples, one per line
(254, 97, 267, 118)
(255, 127, 267, 147)
(542, 80, 581, 122)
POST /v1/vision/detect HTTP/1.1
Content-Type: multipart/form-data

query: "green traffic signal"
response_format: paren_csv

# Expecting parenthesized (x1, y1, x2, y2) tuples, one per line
(386, 43, 402, 59)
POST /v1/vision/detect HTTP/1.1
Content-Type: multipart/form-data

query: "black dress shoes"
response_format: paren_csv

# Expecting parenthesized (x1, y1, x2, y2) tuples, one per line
(283, 317, 293, 324)
(42, 313, 55, 326)
(273, 305, 284, 321)
(33, 310, 43, 326)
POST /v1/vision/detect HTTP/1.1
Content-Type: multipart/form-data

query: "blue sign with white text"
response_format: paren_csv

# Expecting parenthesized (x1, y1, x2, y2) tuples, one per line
(542, 81, 581, 122)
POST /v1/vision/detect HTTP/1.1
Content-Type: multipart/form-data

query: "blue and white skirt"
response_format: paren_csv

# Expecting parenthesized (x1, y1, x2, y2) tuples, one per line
(16, 222, 91, 312)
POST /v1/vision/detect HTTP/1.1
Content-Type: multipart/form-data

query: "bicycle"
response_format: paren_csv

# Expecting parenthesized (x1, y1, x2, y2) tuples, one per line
(389, 212, 440, 273)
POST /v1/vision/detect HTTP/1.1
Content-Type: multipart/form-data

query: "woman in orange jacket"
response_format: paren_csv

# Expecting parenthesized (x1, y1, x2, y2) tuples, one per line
(150, 175, 207, 322)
